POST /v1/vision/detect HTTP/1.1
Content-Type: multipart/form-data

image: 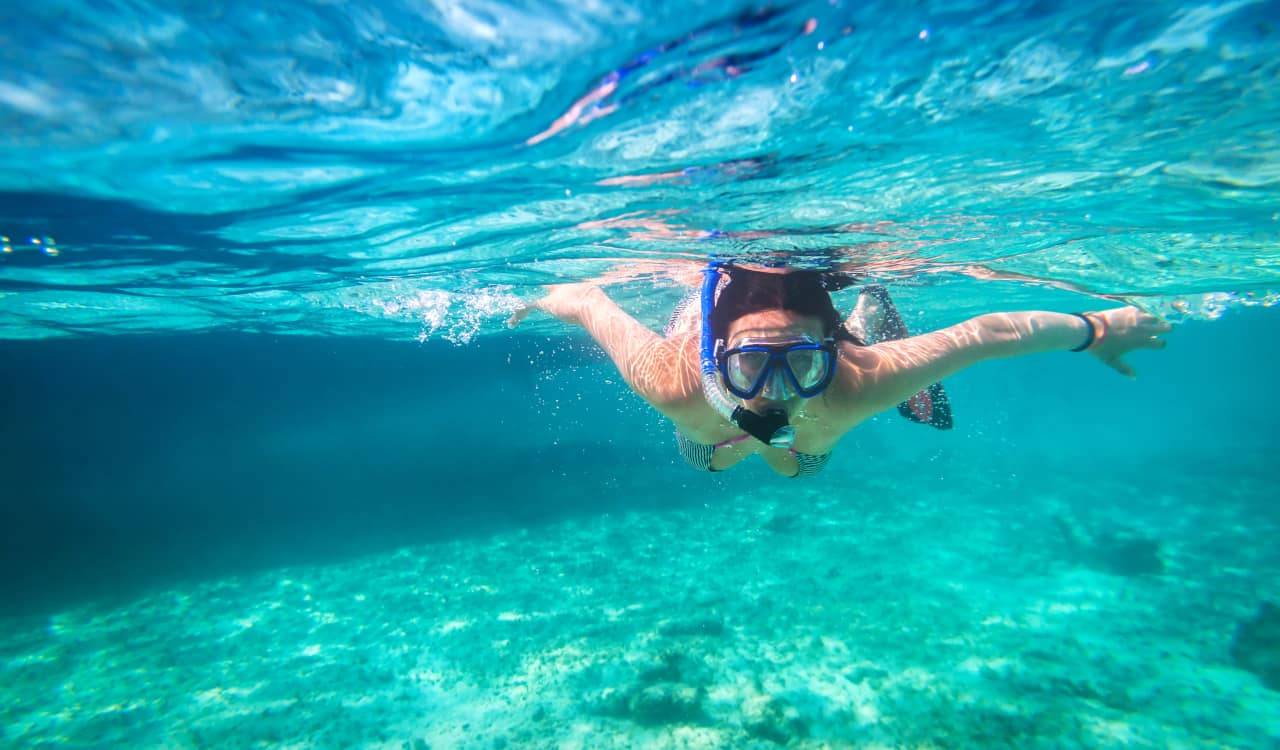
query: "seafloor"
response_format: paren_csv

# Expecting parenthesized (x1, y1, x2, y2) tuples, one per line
(3, 463, 1277, 750)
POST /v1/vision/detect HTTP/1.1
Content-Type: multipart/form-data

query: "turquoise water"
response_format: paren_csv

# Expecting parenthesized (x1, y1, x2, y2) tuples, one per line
(2, 0, 1280, 747)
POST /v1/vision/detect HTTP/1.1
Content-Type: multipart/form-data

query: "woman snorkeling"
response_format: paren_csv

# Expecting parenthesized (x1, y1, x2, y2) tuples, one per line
(510, 262, 1170, 478)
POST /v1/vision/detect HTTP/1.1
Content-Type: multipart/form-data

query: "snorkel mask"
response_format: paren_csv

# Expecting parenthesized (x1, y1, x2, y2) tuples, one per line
(699, 262, 837, 448)
(717, 335, 837, 401)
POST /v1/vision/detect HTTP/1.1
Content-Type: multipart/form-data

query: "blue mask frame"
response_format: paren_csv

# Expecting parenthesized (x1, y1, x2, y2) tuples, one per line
(716, 339, 837, 400)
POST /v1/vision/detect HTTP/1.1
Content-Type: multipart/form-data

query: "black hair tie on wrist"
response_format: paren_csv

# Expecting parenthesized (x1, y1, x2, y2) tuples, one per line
(1070, 313, 1096, 352)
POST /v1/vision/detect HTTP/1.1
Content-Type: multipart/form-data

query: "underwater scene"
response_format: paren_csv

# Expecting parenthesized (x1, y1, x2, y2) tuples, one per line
(2, 0, 1279, 748)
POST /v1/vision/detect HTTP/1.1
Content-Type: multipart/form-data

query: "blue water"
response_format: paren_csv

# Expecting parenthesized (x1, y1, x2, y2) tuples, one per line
(2, 0, 1280, 748)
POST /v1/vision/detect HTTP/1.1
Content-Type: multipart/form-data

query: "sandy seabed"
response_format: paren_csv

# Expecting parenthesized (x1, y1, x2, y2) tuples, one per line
(3, 467, 1278, 749)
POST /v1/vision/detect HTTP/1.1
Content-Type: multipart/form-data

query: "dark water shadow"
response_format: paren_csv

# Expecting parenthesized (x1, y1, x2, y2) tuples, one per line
(0, 332, 699, 619)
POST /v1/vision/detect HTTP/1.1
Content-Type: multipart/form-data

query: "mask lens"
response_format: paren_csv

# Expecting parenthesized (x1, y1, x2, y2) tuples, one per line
(786, 347, 831, 389)
(727, 350, 771, 393)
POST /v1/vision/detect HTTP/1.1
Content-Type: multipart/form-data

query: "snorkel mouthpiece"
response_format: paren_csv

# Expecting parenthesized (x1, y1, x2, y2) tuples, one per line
(699, 262, 796, 448)
(736, 408, 796, 448)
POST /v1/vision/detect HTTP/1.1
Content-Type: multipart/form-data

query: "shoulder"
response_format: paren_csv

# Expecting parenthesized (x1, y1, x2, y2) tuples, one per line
(812, 342, 882, 425)
(632, 332, 705, 413)
(824, 339, 937, 422)
(824, 325, 984, 423)
(830, 341, 879, 392)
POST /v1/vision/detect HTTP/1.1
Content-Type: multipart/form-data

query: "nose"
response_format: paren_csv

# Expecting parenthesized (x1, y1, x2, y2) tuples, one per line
(758, 369, 794, 402)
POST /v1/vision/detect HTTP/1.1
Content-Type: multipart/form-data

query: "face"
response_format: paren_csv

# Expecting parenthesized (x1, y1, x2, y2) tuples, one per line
(724, 309, 827, 416)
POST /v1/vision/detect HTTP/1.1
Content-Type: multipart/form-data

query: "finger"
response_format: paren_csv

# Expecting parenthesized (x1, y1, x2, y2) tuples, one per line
(1140, 336, 1167, 350)
(1107, 357, 1136, 378)
(1154, 320, 1173, 333)
(1132, 309, 1167, 327)
(507, 306, 532, 329)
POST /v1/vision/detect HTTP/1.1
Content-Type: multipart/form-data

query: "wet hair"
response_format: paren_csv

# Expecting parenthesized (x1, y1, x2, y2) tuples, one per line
(710, 265, 865, 345)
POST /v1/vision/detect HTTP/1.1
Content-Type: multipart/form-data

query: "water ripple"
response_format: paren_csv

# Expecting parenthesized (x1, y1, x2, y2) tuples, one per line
(1, 0, 1278, 338)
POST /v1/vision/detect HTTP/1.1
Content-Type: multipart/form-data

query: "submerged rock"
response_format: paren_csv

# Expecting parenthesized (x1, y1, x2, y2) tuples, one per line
(658, 615, 726, 638)
(743, 696, 809, 745)
(1231, 602, 1280, 691)
(1053, 515, 1164, 576)
(638, 650, 686, 685)
(627, 683, 707, 726)
(844, 665, 889, 685)
(1090, 531, 1164, 576)
(588, 652, 710, 727)
(763, 512, 801, 534)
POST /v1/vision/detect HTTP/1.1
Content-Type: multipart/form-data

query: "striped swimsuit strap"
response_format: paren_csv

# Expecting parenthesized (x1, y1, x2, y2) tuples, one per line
(674, 430, 830, 478)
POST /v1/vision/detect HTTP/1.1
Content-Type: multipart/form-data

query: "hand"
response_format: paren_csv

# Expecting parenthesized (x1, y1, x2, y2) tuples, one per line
(507, 283, 600, 328)
(1084, 307, 1172, 377)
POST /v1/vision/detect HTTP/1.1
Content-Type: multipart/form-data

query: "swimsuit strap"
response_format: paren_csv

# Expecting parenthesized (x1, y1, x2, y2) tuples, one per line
(792, 450, 830, 477)
(678, 430, 831, 477)
(713, 433, 754, 450)
(715, 432, 818, 460)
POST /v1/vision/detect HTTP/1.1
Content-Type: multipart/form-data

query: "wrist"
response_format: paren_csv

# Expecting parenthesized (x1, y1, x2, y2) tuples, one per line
(1069, 312, 1099, 352)
(1064, 312, 1105, 353)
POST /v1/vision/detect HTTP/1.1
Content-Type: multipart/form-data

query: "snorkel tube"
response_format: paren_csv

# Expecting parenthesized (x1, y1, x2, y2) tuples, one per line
(700, 262, 796, 448)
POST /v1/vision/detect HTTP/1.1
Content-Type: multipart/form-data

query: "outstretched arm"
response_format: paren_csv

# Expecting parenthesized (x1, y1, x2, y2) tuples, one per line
(508, 283, 700, 413)
(833, 307, 1171, 418)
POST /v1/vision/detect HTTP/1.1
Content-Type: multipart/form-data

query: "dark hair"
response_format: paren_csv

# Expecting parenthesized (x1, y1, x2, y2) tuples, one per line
(710, 265, 864, 345)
